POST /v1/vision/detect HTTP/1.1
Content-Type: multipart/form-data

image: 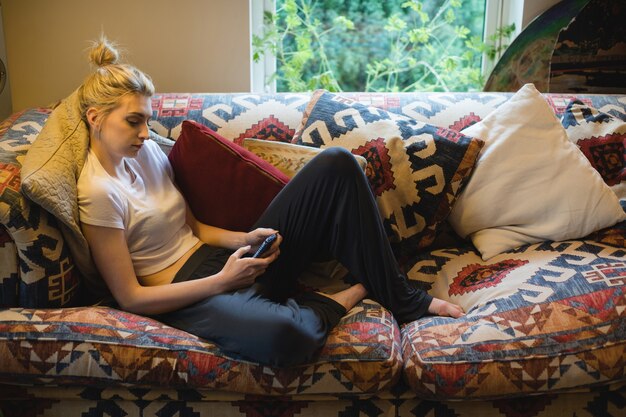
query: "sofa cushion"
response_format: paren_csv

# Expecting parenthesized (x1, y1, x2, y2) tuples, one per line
(402, 230, 626, 399)
(149, 93, 311, 144)
(0, 109, 80, 308)
(293, 90, 484, 260)
(168, 121, 290, 232)
(0, 299, 401, 395)
(561, 99, 626, 197)
(448, 84, 626, 261)
(242, 138, 368, 178)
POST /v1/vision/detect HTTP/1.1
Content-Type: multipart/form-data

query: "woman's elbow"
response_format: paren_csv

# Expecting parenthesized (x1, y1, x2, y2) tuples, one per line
(114, 288, 150, 315)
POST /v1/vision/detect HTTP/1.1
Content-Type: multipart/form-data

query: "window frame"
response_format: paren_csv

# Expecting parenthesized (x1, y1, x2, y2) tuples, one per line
(250, 0, 526, 93)
(250, 0, 276, 93)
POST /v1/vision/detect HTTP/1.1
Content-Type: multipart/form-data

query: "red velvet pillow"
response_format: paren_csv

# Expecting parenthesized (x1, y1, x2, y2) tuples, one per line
(168, 121, 289, 231)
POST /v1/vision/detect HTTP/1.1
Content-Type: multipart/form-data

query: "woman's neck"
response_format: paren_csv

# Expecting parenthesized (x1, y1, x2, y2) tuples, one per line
(89, 135, 128, 180)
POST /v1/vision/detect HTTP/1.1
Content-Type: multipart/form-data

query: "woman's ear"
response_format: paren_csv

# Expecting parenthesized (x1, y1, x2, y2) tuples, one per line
(85, 107, 101, 131)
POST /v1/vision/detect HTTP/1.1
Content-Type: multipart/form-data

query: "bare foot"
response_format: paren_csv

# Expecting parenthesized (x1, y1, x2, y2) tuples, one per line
(428, 297, 465, 318)
(319, 283, 368, 311)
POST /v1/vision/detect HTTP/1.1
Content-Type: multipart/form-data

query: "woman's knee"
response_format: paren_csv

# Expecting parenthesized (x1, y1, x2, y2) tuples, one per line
(311, 147, 362, 178)
(264, 313, 327, 367)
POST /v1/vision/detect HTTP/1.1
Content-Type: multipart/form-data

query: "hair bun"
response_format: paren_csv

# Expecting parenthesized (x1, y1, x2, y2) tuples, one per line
(88, 37, 120, 67)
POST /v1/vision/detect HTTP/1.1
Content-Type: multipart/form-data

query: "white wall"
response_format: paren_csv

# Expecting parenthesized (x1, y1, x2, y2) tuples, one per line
(2, 0, 251, 112)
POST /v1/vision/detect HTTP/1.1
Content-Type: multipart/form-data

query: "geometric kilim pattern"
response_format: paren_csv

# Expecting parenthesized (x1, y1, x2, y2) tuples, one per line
(0, 226, 18, 306)
(402, 236, 626, 399)
(293, 90, 484, 259)
(0, 161, 20, 193)
(0, 108, 80, 308)
(448, 259, 529, 296)
(0, 299, 401, 395)
(149, 94, 311, 144)
(583, 261, 626, 286)
(561, 99, 626, 187)
(0, 383, 624, 417)
(233, 114, 296, 145)
(585, 217, 626, 249)
(146, 92, 626, 145)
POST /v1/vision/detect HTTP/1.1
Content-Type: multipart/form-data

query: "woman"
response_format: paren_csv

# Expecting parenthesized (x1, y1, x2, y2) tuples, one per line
(77, 38, 463, 367)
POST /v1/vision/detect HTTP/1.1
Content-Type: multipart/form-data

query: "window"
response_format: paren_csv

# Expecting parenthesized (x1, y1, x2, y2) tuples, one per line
(251, 0, 520, 93)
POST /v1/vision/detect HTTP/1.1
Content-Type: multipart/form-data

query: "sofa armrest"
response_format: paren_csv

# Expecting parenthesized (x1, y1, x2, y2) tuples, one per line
(0, 109, 80, 308)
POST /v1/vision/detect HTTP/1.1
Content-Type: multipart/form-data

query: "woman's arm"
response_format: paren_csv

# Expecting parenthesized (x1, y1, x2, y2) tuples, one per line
(185, 206, 248, 250)
(82, 223, 277, 316)
(185, 204, 281, 255)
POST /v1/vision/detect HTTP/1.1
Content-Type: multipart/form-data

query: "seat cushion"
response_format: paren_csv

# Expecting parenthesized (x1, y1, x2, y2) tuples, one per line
(401, 221, 626, 399)
(0, 299, 401, 395)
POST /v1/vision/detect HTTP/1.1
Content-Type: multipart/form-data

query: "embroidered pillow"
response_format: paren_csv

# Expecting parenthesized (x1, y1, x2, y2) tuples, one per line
(242, 138, 367, 178)
(168, 121, 290, 232)
(293, 90, 484, 258)
(448, 84, 626, 260)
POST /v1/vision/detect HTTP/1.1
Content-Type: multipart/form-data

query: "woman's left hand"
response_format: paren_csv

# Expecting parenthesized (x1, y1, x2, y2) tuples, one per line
(246, 228, 282, 258)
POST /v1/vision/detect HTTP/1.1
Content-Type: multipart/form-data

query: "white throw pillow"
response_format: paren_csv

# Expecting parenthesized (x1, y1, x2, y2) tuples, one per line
(448, 83, 626, 260)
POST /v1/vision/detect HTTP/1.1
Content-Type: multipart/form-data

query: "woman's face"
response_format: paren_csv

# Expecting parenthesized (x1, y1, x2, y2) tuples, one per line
(88, 93, 153, 161)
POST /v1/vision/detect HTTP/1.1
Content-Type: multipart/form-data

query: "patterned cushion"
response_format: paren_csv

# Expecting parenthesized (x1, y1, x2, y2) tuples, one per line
(292, 90, 483, 259)
(585, 214, 626, 249)
(149, 93, 310, 143)
(561, 99, 626, 194)
(0, 109, 80, 308)
(402, 236, 626, 399)
(0, 299, 401, 395)
(0, 109, 26, 139)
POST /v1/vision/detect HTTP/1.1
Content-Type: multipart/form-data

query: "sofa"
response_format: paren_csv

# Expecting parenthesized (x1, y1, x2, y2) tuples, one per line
(0, 86, 624, 417)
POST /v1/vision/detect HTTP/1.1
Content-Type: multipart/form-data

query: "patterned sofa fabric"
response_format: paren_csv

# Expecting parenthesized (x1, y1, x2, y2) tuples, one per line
(149, 93, 310, 144)
(401, 233, 626, 399)
(0, 92, 625, 409)
(0, 299, 401, 395)
(0, 108, 80, 308)
(2, 383, 624, 417)
(147, 92, 625, 143)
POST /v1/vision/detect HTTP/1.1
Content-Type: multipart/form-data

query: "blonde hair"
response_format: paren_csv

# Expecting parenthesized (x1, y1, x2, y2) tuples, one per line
(78, 37, 154, 120)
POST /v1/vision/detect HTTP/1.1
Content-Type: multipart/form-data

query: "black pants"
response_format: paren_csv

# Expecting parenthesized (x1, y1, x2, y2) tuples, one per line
(157, 147, 432, 367)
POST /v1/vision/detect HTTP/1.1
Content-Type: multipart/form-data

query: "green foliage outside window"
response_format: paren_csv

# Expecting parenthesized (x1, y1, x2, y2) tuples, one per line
(253, 0, 515, 92)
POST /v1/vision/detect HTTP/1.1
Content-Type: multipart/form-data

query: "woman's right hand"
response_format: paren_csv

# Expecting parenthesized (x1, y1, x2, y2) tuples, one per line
(427, 297, 465, 318)
(215, 245, 278, 292)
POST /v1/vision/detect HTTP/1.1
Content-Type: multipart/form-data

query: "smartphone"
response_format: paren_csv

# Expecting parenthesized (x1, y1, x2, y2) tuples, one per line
(252, 233, 278, 258)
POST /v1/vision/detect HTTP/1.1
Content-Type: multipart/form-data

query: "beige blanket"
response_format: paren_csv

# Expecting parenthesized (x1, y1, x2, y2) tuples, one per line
(21, 90, 108, 300)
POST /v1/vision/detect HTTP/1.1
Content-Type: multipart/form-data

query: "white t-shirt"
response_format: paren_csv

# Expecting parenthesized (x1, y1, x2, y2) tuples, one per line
(77, 139, 200, 276)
